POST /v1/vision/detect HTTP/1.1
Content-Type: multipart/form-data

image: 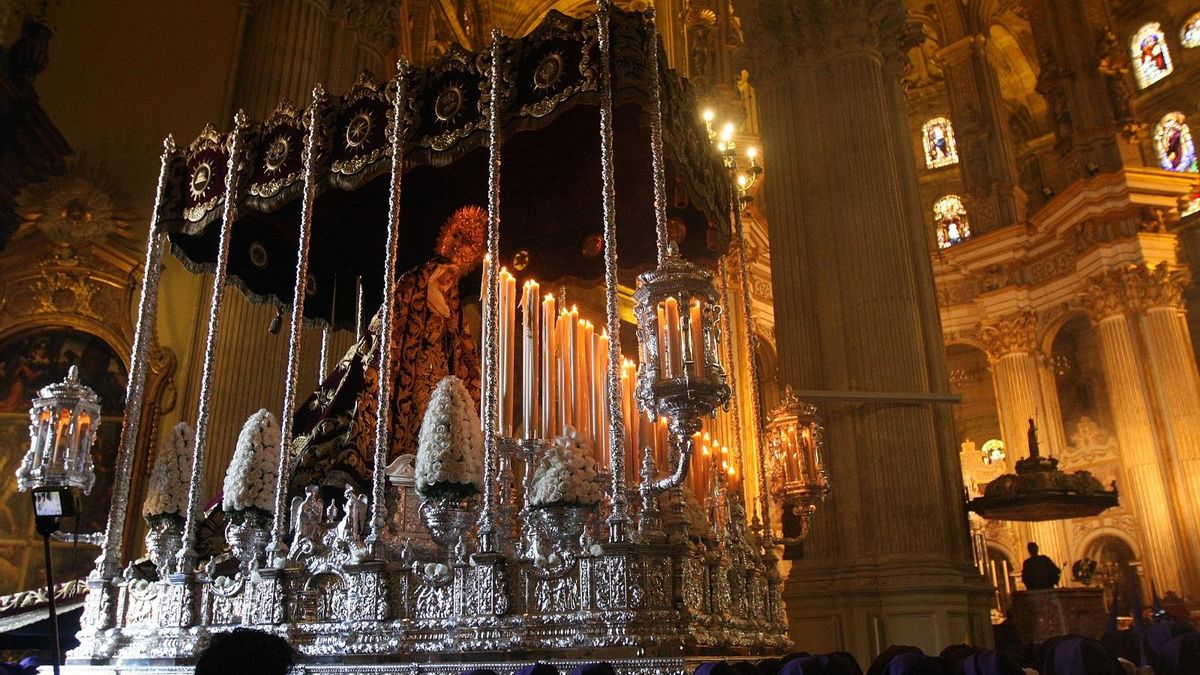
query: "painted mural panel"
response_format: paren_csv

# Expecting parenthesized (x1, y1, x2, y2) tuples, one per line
(0, 329, 126, 594)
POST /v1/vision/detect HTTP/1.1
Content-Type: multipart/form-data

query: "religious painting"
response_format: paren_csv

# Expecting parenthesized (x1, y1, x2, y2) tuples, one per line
(1182, 14, 1200, 49)
(1154, 112, 1198, 174)
(934, 195, 970, 249)
(0, 329, 127, 594)
(922, 117, 959, 169)
(1184, 192, 1200, 218)
(1131, 23, 1173, 89)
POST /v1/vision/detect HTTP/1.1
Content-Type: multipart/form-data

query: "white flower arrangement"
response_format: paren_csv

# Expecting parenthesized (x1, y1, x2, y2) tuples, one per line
(221, 409, 281, 523)
(142, 422, 195, 526)
(415, 376, 484, 501)
(528, 426, 604, 508)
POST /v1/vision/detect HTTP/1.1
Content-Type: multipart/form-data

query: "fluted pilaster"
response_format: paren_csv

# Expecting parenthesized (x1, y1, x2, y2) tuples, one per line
(1082, 265, 1197, 598)
(737, 0, 991, 656)
(231, 0, 333, 119)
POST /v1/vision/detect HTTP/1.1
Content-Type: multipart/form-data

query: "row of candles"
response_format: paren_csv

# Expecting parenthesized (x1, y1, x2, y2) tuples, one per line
(483, 259, 738, 494)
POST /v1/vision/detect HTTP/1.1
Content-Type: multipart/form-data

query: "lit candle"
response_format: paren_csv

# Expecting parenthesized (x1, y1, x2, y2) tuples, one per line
(566, 307, 579, 431)
(622, 359, 638, 485)
(521, 280, 540, 439)
(541, 293, 557, 438)
(579, 319, 594, 449)
(656, 303, 668, 377)
(664, 297, 682, 377)
(556, 310, 570, 432)
(689, 300, 704, 377)
(596, 330, 611, 468)
(498, 268, 516, 435)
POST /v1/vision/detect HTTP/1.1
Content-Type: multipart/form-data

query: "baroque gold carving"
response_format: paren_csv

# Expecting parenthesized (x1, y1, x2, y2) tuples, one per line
(1081, 263, 1189, 321)
(979, 311, 1038, 360)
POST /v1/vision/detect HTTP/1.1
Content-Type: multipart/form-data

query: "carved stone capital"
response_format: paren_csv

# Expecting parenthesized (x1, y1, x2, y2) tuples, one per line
(736, 0, 908, 82)
(979, 312, 1038, 361)
(1082, 263, 1190, 321)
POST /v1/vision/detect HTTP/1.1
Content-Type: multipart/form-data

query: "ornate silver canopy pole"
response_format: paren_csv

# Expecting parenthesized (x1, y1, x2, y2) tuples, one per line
(366, 61, 411, 556)
(597, 0, 630, 542)
(730, 182, 770, 548)
(268, 85, 325, 563)
(644, 9, 670, 269)
(477, 31, 504, 554)
(178, 111, 250, 574)
(717, 257, 747, 521)
(93, 135, 177, 582)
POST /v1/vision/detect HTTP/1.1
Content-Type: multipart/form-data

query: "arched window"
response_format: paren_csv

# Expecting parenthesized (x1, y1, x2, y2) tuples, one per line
(922, 117, 959, 169)
(1182, 13, 1200, 48)
(934, 195, 970, 249)
(1131, 23, 1173, 88)
(1154, 112, 1198, 173)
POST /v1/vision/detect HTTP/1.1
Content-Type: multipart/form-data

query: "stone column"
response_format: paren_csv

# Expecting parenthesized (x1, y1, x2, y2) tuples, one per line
(737, 0, 992, 658)
(936, 32, 1026, 234)
(228, 0, 397, 119)
(1082, 267, 1197, 599)
(979, 312, 1071, 574)
(230, 0, 333, 119)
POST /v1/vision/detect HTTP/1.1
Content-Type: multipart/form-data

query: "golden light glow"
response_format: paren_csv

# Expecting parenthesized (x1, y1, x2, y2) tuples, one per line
(702, 109, 715, 123)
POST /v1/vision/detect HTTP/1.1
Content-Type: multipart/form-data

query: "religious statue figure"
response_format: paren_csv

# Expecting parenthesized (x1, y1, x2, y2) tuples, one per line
(289, 206, 486, 494)
(1027, 418, 1040, 458)
(1021, 541, 1061, 590)
(1097, 29, 1137, 136)
(736, 70, 759, 135)
(289, 485, 325, 554)
(337, 484, 368, 551)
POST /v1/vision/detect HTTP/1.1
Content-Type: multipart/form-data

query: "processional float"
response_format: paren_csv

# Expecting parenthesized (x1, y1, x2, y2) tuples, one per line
(64, 5, 807, 671)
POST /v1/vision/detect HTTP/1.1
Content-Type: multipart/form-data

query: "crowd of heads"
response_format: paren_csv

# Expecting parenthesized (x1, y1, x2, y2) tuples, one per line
(100, 616, 1195, 675)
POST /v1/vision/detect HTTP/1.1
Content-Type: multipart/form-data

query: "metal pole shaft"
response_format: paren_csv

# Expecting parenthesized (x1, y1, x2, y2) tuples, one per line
(644, 7, 670, 267)
(178, 111, 249, 575)
(478, 31, 505, 552)
(269, 85, 324, 562)
(367, 61, 411, 553)
(729, 169, 771, 548)
(717, 257, 747, 521)
(43, 531, 61, 675)
(95, 136, 175, 581)
(596, 0, 629, 542)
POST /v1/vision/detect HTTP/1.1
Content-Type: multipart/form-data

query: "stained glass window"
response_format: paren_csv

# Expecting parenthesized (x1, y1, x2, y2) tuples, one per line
(1182, 14, 1200, 48)
(1154, 112, 1198, 173)
(1131, 23, 1173, 89)
(922, 117, 959, 169)
(934, 195, 970, 249)
(1183, 193, 1200, 218)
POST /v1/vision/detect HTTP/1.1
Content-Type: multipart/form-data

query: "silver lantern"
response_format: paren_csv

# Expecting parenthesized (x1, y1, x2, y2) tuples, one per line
(634, 242, 731, 489)
(764, 385, 829, 543)
(16, 365, 101, 495)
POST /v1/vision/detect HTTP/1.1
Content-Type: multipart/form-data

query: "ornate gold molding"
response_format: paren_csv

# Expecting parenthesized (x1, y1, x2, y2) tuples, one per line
(1081, 263, 1189, 321)
(978, 311, 1038, 361)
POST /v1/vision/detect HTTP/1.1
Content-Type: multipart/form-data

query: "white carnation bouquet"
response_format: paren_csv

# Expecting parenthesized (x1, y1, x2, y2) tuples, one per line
(415, 376, 484, 501)
(221, 409, 281, 524)
(142, 422, 195, 527)
(528, 426, 604, 508)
